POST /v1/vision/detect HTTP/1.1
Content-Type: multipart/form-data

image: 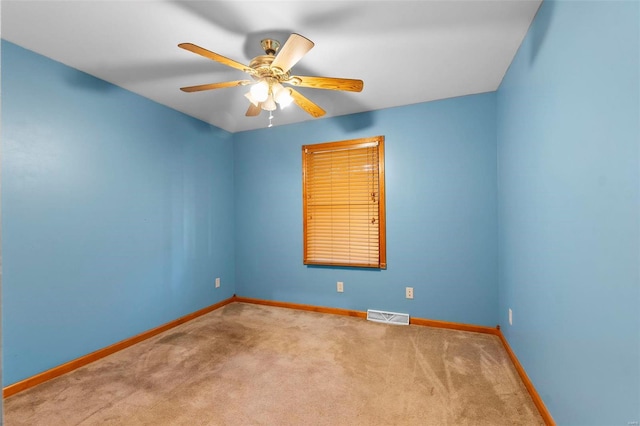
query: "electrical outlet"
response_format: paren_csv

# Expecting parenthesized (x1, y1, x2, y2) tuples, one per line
(509, 308, 513, 325)
(406, 287, 414, 299)
(215, 277, 220, 288)
(337, 281, 344, 293)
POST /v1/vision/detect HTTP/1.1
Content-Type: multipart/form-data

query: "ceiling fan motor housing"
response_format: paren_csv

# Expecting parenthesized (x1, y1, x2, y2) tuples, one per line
(249, 54, 289, 82)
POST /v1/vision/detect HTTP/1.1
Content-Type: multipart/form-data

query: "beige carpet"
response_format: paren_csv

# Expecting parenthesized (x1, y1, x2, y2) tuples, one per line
(5, 302, 545, 425)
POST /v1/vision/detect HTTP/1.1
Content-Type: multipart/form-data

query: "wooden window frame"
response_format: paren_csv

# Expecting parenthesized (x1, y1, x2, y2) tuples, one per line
(302, 136, 386, 269)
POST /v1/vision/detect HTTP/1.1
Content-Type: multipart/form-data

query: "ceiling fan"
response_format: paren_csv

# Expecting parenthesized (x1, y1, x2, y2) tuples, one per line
(178, 33, 363, 121)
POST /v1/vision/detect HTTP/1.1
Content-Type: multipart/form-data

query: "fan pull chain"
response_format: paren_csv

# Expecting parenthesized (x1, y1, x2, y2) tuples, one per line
(268, 112, 274, 128)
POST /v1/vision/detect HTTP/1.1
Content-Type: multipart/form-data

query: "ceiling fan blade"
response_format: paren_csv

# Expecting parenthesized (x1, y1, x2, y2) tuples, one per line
(178, 43, 250, 72)
(289, 89, 326, 118)
(271, 33, 314, 73)
(246, 103, 262, 116)
(289, 76, 364, 92)
(180, 80, 251, 93)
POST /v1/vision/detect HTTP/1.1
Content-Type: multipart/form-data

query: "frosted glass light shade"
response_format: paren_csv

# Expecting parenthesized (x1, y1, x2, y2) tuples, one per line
(262, 95, 277, 111)
(250, 80, 269, 102)
(277, 89, 293, 108)
(273, 83, 293, 108)
(244, 92, 259, 106)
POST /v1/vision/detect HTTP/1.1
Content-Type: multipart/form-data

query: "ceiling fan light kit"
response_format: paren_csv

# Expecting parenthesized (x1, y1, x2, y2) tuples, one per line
(178, 33, 364, 127)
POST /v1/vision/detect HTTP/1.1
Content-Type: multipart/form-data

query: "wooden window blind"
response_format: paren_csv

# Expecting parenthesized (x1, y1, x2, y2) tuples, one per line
(302, 136, 386, 268)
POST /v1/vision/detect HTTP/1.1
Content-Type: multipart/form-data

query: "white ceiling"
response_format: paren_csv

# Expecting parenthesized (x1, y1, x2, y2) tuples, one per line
(1, 0, 541, 133)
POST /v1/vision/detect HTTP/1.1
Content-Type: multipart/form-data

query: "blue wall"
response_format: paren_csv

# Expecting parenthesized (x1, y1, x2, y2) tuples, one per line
(234, 94, 498, 327)
(4, 1, 639, 422)
(1, 41, 236, 385)
(496, 1, 640, 424)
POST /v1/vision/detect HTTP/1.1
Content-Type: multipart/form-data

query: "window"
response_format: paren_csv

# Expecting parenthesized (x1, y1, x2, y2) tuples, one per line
(302, 136, 386, 268)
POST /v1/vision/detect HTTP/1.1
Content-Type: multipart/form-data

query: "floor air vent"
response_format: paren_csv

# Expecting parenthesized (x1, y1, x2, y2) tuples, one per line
(366, 309, 410, 325)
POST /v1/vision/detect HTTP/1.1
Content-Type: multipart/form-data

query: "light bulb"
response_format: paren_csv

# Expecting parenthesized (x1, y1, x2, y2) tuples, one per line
(250, 80, 269, 102)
